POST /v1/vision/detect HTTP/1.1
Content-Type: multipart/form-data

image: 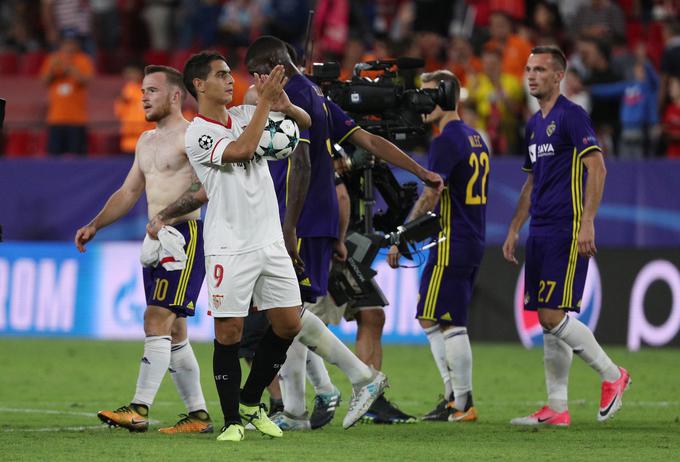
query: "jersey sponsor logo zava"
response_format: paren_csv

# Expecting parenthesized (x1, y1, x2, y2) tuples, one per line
(513, 260, 602, 348)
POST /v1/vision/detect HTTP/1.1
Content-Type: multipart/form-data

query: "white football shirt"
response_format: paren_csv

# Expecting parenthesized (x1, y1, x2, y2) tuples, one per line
(186, 105, 282, 255)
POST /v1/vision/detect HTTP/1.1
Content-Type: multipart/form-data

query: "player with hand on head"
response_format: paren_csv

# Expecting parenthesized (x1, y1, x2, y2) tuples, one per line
(172, 50, 312, 442)
(503, 46, 630, 427)
(75, 65, 212, 434)
(176, 51, 309, 441)
(388, 70, 488, 423)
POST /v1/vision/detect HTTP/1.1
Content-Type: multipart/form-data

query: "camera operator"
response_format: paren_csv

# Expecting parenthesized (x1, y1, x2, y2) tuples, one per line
(245, 36, 443, 429)
(388, 70, 490, 423)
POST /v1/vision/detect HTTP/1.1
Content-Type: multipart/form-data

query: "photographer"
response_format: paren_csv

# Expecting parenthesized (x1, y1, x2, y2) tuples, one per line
(388, 70, 490, 423)
(245, 36, 443, 428)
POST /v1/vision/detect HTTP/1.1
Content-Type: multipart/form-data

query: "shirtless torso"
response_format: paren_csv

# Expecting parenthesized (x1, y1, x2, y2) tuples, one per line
(136, 120, 199, 223)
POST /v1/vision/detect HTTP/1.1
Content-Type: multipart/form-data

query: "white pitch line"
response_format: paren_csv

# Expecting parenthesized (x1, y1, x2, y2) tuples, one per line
(0, 408, 161, 424)
(0, 408, 96, 418)
(2, 425, 107, 433)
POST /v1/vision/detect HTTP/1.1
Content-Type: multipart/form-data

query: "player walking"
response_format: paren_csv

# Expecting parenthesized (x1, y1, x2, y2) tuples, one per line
(503, 46, 630, 426)
(75, 65, 212, 434)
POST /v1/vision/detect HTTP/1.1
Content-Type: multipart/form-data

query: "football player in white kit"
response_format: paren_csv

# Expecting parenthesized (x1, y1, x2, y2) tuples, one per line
(182, 51, 311, 442)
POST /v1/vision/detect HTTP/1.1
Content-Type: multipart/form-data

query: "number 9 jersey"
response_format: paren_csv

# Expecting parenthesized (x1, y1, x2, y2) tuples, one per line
(427, 120, 490, 268)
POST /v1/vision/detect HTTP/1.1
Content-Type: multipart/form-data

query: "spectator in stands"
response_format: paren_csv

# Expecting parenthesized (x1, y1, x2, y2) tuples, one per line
(578, 37, 622, 155)
(0, 1, 43, 53)
(662, 76, 680, 158)
(415, 30, 446, 72)
(659, 20, 680, 107)
(176, 0, 222, 50)
(142, 0, 174, 51)
(219, 0, 266, 47)
(41, 0, 94, 54)
(114, 63, 155, 155)
(589, 56, 660, 158)
(40, 30, 94, 156)
(445, 35, 481, 86)
(485, 11, 533, 80)
(266, 0, 312, 47)
(530, 1, 566, 50)
(564, 69, 591, 113)
(467, 44, 523, 155)
(570, 0, 626, 46)
(91, 0, 120, 54)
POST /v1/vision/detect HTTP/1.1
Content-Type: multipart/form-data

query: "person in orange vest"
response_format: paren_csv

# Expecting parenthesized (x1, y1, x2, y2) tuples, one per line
(115, 63, 155, 155)
(40, 29, 94, 155)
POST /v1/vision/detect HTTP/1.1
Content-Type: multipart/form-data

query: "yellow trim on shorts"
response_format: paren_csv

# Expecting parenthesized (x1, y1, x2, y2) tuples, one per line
(173, 220, 197, 306)
(297, 237, 302, 253)
(423, 265, 445, 320)
(437, 187, 451, 267)
(336, 125, 360, 145)
(299, 138, 310, 144)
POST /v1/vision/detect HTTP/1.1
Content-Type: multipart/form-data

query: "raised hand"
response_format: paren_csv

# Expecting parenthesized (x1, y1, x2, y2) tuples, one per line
(255, 65, 287, 104)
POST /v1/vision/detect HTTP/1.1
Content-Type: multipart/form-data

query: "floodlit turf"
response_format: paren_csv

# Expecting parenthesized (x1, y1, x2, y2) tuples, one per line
(1, 339, 678, 461)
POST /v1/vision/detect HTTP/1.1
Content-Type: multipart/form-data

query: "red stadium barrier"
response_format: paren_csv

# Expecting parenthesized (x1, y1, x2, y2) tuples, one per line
(18, 51, 47, 76)
(0, 52, 19, 75)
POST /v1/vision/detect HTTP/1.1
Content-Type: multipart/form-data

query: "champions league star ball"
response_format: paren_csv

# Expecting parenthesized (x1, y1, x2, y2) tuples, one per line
(255, 112, 300, 160)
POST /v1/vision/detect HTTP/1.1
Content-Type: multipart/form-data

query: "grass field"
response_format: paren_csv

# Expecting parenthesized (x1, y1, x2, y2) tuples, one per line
(1, 339, 679, 461)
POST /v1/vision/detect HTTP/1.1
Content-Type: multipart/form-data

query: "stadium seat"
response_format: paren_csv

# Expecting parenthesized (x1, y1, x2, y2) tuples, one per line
(0, 52, 18, 75)
(144, 49, 170, 66)
(170, 50, 195, 71)
(87, 129, 120, 156)
(18, 51, 47, 75)
(4, 130, 47, 157)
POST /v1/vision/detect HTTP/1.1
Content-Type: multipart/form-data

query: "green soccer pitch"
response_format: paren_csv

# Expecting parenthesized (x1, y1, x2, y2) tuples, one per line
(1, 339, 678, 461)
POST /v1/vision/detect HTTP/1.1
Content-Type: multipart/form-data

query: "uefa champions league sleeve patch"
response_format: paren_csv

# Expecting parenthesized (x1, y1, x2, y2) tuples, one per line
(198, 134, 214, 150)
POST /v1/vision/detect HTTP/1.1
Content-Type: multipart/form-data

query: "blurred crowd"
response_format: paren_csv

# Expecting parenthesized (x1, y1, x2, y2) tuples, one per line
(1, 0, 680, 158)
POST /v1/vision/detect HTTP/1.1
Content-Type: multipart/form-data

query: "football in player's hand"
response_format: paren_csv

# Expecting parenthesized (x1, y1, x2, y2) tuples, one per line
(255, 112, 300, 160)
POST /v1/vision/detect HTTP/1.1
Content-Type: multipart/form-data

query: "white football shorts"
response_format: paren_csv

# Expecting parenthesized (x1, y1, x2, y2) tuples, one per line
(206, 239, 302, 317)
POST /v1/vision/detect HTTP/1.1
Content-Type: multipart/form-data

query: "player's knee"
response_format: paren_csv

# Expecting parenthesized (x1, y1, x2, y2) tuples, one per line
(272, 317, 301, 340)
(538, 309, 565, 331)
(143, 306, 174, 336)
(170, 320, 187, 343)
(214, 319, 243, 345)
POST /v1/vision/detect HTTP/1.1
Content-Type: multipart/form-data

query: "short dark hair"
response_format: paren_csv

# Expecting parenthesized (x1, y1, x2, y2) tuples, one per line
(182, 51, 228, 99)
(144, 65, 186, 99)
(421, 69, 461, 111)
(245, 35, 289, 67)
(530, 45, 567, 71)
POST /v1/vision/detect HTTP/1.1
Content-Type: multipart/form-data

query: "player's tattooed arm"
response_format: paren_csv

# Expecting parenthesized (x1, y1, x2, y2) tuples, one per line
(406, 187, 440, 223)
(146, 172, 207, 239)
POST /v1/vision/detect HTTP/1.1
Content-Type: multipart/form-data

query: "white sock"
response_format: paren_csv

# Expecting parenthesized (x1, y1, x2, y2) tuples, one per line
(424, 324, 454, 399)
(298, 309, 372, 385)
(543, 331, 572, 413)
(550, 315, 620, 382)
(443, 327, 472, 410)
(306, 350, 335, 395)
(132, 335, 171, 407)
(279, 339, 308, 417)
(169, 339, 207, 414)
